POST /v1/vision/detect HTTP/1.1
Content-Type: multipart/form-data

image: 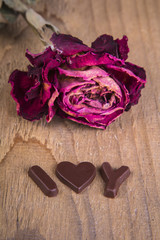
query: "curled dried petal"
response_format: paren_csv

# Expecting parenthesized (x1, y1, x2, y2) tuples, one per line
(50, 33, 92, 56)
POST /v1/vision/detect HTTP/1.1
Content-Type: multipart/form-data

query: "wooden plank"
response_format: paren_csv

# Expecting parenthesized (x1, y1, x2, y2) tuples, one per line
(0, 0, 160, 239)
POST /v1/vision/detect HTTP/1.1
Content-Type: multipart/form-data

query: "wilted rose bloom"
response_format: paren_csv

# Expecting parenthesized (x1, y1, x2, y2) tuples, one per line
(9, 33, 146, 129)
(50, 33, 146, 129)
(9, 47, 60, 121)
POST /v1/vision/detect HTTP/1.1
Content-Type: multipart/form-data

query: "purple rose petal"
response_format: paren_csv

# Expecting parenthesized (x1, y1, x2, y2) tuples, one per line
(9, 70, 48, 120)
(67, 51, 124, 69)
(26, 47, 56, 67)
(91, 34, 129, 60)
(116, 35, 129, 61)
(105, 63, 146, 109)
(50, 33, 92, 56)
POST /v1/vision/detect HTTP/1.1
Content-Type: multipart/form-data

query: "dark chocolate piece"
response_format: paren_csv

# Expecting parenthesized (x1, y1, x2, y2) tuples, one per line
(100, 162, 130, 198)
(28, 165, 58, 197)
(56, 162, 96, 193)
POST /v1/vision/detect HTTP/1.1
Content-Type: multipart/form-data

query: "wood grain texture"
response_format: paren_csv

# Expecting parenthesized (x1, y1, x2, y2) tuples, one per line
(0, 0, 160, 239)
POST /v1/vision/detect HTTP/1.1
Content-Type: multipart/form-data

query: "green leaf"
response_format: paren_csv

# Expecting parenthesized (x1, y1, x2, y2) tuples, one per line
(23, 0, 37, 3)
(0, 3, 18, 23)
(3, 0, 27, 13)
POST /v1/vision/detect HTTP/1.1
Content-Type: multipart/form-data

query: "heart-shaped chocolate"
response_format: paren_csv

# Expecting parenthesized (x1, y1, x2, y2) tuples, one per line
(56, 162, 96, 193)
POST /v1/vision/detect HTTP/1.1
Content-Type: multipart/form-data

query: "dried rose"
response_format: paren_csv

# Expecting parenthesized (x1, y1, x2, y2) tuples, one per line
(9, 47, 60, 121)
(50, 33, 146, 129)
(9, 33, 146, 129)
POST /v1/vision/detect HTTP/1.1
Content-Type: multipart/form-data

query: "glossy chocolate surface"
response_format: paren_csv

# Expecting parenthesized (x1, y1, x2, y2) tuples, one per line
(56, 161, 96, 193)
(28, 165, 58, 197)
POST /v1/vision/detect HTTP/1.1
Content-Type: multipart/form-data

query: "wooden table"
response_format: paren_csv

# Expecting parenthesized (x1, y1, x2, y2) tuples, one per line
(0, 0, 159, 239)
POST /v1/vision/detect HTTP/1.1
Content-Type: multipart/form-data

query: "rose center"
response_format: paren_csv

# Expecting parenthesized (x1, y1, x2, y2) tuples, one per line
(69, 85, 118, 109)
